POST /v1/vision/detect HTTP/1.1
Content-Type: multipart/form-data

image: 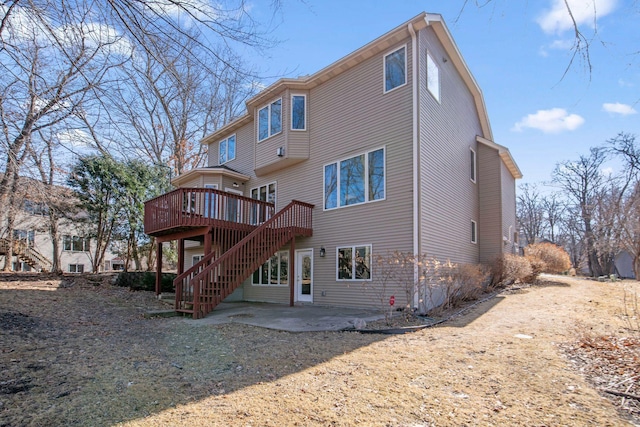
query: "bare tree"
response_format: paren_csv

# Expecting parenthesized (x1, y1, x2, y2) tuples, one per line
(607, 133, 640, 277)
(552, 147, 608, 276)
(0, 0, 127, 270)
(542, 193, 565, 243)
(517, 183, 546, 245)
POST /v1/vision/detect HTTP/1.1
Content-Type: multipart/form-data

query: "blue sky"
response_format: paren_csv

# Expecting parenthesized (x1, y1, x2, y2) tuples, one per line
(251, 0, 639, 189)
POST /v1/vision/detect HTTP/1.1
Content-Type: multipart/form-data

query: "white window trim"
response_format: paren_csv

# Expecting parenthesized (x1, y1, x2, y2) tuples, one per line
(250, 182, 277, 204)
(218, 134, 236, 165)
(470, 147, 477, 183)
(426, 50, 441, 103)
(68, 264, 85, 273)
(62, 235, 90, 252)
(336, 244, 373, 282)
(323, 146, 386, 211)
(252, 250, 289, 287)
(290, 94, 307, 131)
(383, 44, 407, 94)
(257, 97, 283, 142)
(192, 254, 205, 267)
(471, 220, 478, 244)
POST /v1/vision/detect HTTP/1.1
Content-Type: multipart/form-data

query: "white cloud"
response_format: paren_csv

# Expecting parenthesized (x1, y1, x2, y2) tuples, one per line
(618, 79, 634, 88)
(57, 129, 90, 147)
(601, 167, 614, 176)
(512, 108, 585, 133)
(603, 102, 637, 115)
(537, 0, 617, 34)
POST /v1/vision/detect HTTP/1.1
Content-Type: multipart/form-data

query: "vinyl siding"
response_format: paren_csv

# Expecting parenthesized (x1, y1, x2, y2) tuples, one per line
(417, 26, 480, 264)
(240, 38, 416, 308)
(477, 143, 502, 263)
(500, 161, 517, 254)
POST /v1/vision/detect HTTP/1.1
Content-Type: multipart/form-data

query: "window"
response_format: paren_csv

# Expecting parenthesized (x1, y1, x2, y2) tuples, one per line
(324, 148, 385, 210)
(470, 147, 476, 183)
(23, 200, 48, 216)
(258, 98, 282, 141)
(218, 134, 236, 164)
(68, 264, 84, 273)
(252, 251, 288, 285)
(13, 229, 35, 247)
(426, 52, 440, 102)
(251, 182, 276, 224)
(337, 245, 371, 281)
(384, 46, 406, 93)
(192, 255, 204, 267)
(291, 95, 306, 130)
(471, 221, 477, 244)
(63, 235, 90, 252)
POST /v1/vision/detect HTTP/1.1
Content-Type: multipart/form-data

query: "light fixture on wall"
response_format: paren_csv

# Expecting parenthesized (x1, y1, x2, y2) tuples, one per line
(319, 247, 326, 257)
(276, 147, 285, 157)
(232, 182, 239, 188)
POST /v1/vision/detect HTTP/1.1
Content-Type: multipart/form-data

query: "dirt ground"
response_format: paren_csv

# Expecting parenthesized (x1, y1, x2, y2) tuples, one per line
(1, 273, 639, 427)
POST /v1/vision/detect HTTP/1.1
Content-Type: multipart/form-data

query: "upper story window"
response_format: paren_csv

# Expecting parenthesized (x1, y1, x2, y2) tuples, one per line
(23, 199, 48, 216)
(426, 52, 440, 102)
(63, 235, 90, 252)
(291, 95, 306, 131)
(219, 134, 236, 164)
(384, 45, 406, 93)
(258, 98, 282, 141)
(324, 147, 385, 210)
(13, 229, 35, 247)
(470, 147, 477, 183)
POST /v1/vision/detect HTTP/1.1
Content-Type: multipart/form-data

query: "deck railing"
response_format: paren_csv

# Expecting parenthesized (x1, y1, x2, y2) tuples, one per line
(176, 200, 314, 318)
(144, 187, 275, 236)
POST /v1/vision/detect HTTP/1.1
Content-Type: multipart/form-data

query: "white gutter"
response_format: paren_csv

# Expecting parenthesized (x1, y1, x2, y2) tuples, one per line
(408, 22, 420, 311)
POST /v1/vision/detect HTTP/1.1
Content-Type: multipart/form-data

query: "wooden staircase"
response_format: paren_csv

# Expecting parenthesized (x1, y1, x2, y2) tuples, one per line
(174, 200, 314, 319)
(0, 238, 52, 272)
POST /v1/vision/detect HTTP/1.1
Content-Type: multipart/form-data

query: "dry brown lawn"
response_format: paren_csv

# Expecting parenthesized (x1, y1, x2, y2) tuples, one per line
(1, 273, 638, 426)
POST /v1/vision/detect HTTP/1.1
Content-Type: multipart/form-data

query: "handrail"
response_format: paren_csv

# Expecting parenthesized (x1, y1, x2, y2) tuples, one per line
(177, 200, 314, 318)
(144, 187, 275, 235)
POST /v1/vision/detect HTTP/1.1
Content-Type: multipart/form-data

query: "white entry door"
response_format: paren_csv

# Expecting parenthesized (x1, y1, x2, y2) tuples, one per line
(295, 249, 313, 302)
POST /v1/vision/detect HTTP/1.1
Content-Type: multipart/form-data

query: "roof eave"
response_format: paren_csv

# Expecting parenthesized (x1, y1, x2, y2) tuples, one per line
(171, 167, 251, 187)
(476, 136, 523, 179)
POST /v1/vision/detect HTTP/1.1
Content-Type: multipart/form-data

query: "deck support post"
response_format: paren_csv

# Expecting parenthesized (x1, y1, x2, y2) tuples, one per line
(289, 237, 295, 307)
(155, 241, 162, 296)
(204, 228, 212, 256)
(177, 239, 185, 275)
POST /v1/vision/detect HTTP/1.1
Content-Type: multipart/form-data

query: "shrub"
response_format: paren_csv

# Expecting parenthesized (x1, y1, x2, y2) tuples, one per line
(524, 256, 546, 283)
(489, 254, 532, 288)
(115, 272, 176, 292)
(524, 243, 572, 274)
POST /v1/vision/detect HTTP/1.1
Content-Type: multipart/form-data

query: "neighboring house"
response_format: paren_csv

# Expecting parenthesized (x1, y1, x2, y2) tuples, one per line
(614, 251, 635, 279)
(0, 178, 119, 273)
(144, 12, 522, 318)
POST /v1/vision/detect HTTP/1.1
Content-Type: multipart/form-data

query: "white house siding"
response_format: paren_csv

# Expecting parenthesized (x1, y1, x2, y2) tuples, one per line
(5, 213, 117, 273)
(418, 26, 481, 265)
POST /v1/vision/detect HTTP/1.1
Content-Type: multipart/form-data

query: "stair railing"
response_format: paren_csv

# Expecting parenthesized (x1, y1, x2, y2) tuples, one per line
(185, 200, 313, 318)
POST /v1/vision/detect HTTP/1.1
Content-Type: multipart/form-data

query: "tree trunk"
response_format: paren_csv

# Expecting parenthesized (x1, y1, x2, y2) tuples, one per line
(49, 210, 62, 274)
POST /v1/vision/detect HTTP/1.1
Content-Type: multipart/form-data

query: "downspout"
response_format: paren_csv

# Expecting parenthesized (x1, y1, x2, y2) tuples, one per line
(408, 22, 420, 311)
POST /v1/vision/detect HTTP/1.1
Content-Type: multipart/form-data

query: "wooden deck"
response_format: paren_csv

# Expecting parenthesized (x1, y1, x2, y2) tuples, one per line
(144, 187, 276, 238)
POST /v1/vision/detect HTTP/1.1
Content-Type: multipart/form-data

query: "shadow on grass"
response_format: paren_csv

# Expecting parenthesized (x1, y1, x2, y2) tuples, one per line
(0, 272, 521, 426)
(0, 281, 389, 427)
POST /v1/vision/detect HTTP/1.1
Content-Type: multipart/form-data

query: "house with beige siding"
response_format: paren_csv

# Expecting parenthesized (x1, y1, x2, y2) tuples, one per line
(144, 12, 522, 319)
(0, 178, 120, 273)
